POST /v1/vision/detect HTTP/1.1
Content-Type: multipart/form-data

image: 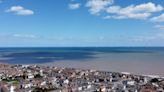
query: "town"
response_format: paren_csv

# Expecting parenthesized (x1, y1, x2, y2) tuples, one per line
(0, 64, 163, 92)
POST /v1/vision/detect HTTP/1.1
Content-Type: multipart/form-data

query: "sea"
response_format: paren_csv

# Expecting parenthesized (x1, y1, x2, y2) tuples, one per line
(0, 47, 164, 64)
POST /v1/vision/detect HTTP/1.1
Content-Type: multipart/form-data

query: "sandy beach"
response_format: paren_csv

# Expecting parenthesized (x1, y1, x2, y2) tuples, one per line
(42, 53, 164, 77)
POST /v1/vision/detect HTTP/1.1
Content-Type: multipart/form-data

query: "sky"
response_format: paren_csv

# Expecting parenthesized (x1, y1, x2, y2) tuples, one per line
(0, 0, 164, 47)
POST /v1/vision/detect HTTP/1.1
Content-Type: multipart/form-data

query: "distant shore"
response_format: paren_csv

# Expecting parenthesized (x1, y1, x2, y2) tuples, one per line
(41, 60, 163, 77)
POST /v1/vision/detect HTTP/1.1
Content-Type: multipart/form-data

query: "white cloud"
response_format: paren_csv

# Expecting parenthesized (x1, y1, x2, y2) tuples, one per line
(70, 0, 76, 1)
(154, 25, 164, 30)
(12, 34, 37, 38)
(69, 3, 80, 10)
(131, 36, 157, 42)
(151, 13, 164, 22)
(156, 32, 164, 39)
(99, 36, 105, 40)
(130, 31, 164, 42)
(6, 6, 34, 15)
(105, 2, 163, 20)
(86, 0, 113, 15)
(103, 15, 112, 19)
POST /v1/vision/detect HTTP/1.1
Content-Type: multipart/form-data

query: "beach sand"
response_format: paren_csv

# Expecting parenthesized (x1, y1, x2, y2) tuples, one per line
(42, 53, 164, 77)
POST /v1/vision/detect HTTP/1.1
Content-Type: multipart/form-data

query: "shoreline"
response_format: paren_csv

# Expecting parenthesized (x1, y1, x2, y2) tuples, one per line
(41, 60, 164, 78)
(1, 59, 164, 77)
(0, 63, 163, 78)
(1, 52, 164, 77)
(40, 53, 164, 77)
(1, 62, 163, 78)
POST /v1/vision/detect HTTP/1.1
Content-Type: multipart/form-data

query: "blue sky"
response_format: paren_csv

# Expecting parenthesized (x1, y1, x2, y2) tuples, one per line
(0, 0, 164, 47)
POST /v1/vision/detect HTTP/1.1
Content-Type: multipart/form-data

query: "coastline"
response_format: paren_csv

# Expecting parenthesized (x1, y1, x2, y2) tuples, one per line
(1, 52, 164, 77)
(42, 60, 164, 77)
(37, 53, 164, 77)
(1, 60, 163, 77)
